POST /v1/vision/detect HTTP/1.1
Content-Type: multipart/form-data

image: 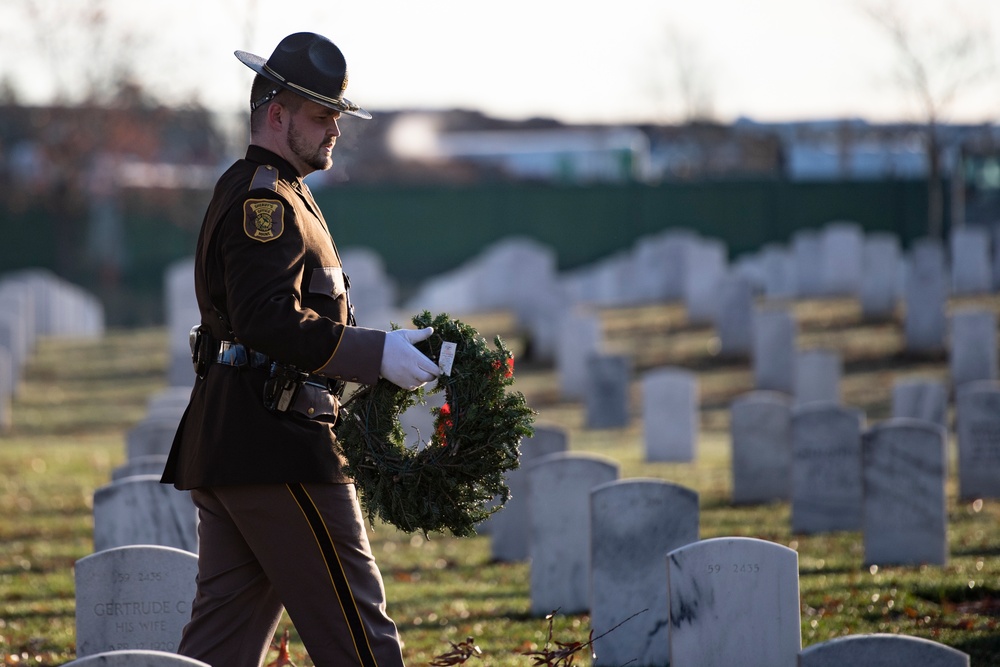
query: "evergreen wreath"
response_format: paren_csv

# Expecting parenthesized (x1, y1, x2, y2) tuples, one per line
(335, 311, 535, 537)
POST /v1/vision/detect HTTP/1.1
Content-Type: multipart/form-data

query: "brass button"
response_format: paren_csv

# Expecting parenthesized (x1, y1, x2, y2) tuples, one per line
(307, 407, 315, 415)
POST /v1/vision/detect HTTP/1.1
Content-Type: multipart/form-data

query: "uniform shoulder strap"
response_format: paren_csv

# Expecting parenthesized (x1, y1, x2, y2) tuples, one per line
(248, 164, 279, 192)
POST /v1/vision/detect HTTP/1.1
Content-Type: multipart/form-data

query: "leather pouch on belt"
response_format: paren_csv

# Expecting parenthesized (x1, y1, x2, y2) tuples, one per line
(290, 382, 339, 420)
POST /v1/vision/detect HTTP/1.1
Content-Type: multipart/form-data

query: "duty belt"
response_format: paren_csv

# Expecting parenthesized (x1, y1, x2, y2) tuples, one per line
(216, 340, 270, 368)
(215, 341, 340, 421)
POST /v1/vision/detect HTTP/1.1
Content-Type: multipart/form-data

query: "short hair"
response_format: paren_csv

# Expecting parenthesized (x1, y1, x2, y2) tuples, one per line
(249, 74, 305, 132)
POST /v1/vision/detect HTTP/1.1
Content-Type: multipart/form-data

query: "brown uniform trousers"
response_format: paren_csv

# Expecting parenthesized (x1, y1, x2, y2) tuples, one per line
(178, 483, 404, 667)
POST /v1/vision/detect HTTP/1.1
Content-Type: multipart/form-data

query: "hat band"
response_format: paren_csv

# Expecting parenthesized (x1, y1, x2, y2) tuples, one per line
(263, 64, 360, 112)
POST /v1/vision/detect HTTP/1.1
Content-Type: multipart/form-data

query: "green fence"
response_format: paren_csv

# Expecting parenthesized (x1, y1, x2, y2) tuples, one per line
(0, 178, 939, 327)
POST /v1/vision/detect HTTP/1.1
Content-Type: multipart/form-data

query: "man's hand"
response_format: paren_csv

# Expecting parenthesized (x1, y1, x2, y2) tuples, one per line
(380, 327, 439, 390)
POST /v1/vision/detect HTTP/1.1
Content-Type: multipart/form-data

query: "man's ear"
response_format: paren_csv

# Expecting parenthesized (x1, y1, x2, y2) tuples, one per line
(266, 102, 285, 131)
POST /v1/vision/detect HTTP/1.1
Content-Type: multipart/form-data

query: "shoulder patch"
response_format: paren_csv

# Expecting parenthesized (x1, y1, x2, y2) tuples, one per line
(248, 164, 279, 192)
(243, 198, 285, 243)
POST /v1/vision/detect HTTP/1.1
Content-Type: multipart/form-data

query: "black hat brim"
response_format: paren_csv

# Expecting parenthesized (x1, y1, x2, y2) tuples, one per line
(235, 49, 371, 120)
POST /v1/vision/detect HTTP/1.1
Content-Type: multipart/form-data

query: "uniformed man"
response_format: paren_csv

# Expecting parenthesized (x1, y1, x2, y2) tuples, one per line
(161, 32, 438, 666)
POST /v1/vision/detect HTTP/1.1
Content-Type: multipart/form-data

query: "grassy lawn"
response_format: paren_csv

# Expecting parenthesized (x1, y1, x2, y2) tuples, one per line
(2, 298, 999, 665)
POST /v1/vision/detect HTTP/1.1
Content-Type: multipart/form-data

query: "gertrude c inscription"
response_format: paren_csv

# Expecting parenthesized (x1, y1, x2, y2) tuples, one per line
(75, 546, 198, 657)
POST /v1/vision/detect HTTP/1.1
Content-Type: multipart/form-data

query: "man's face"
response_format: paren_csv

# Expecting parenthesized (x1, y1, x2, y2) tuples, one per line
(286, 100, 342, 174)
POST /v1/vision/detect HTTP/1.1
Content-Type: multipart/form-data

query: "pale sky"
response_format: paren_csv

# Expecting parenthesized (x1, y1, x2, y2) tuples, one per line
(1, 0, 998, 125)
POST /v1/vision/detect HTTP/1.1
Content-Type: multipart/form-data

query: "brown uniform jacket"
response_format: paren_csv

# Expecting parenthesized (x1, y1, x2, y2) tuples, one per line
(161, 145, 386, 490)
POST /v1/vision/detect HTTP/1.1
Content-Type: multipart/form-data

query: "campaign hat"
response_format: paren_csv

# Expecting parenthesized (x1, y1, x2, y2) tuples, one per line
(235, 32, 371, 119)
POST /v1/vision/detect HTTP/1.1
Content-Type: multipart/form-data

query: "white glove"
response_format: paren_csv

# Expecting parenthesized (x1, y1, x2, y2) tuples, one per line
(380, 327, 439, 390)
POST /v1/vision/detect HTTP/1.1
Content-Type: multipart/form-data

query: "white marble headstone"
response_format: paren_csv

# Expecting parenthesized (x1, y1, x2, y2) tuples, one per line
(861, 232, 901, 321)
(949, 308, 998, 390)
(62, 651, 210, 666)
(489, 425, 568, 562)
(950, 225, 992, 295)
(555, 308, 602, 401)
(794, 348, 842, 407)
(667, 537, 801, 667)
(74, 545, 198, 657)
(891, 378, 948, 428)
(904, 238, 948, 353)
(112, 455, 170, 482)
(752, 306, 796, 394)
(398, 386, 446, 449)
(164, 258, 198, 388)
(716, 274, 755, 357)
(642, 367, 699, 463)
(93, 475, 198, 553)
(792, 229, 824, 298)
(527, 452, 619, 616)
(0, 348, 10, 434)
(684, 238, 727, 325)
(759, 243, 796, 300)
(730, 391, 793, 504)
(126, 418, 184, 460)
(955, 381, 1000, 500)
(862, 419, 948, 566)
(339, 246, 399, 329)
(791, 403, 865, 534)
(820, 221, 863, 297)
(799, 633, 969, 667)
(590, 479, 698, 667)
(584, 353, 631, 429)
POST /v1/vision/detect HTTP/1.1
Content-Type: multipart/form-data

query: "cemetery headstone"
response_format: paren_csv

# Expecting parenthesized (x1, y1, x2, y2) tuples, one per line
(520, 281, 570, 364)
(339, 246, 399, 329)
(798, 633, 970, 667)
(489, 425, 569, 562)
(61, 650, 210, 666)
(684, 238, 727, 325)
(950, 225, 992, 295)
(590, 480, 698, 667)
(759, 243, 796, 301)
(74, 545, 198, 657)
(555, 308, 602, 400)
(634, 228, 698, 302)
(0, 313, 27, 394)
(791, 403, 865, 533)
(752, 306, 796, 394)
(904, 238, 948, 353)
(862, 419, 948, 566)
(642, 367, 699, 462)
(861, 232, 901, 321)
(585, 353, 631, 429)
(93, 475, 198, 553)
(527, 452, 619, 616)
(794, 348, 841, 407)
(398, 385, 446, 449)
(891, 378, 948, 428)
(112, 456, 171, 482)
(731, 391, 793, 504)
(820, 221, 864, 297)
(949, 308, 998, 389)
(667, 537, 801, 667)
(164, 258, 198, 388)
(145, 388, 193, 424)
(127, 418, 185, 460)
(792, 229, 824, 298)
(955, 380, 1000, 500)
(716, 274, 755, 357)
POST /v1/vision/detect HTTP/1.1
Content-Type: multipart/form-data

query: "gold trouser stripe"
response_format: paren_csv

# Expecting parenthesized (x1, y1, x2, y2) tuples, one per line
(286, 483, 379, 667)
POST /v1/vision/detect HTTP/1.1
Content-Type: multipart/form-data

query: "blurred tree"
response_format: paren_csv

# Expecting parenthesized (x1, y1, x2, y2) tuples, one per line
(648, 25, 718, 125)
(862, 0, 995, 238)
